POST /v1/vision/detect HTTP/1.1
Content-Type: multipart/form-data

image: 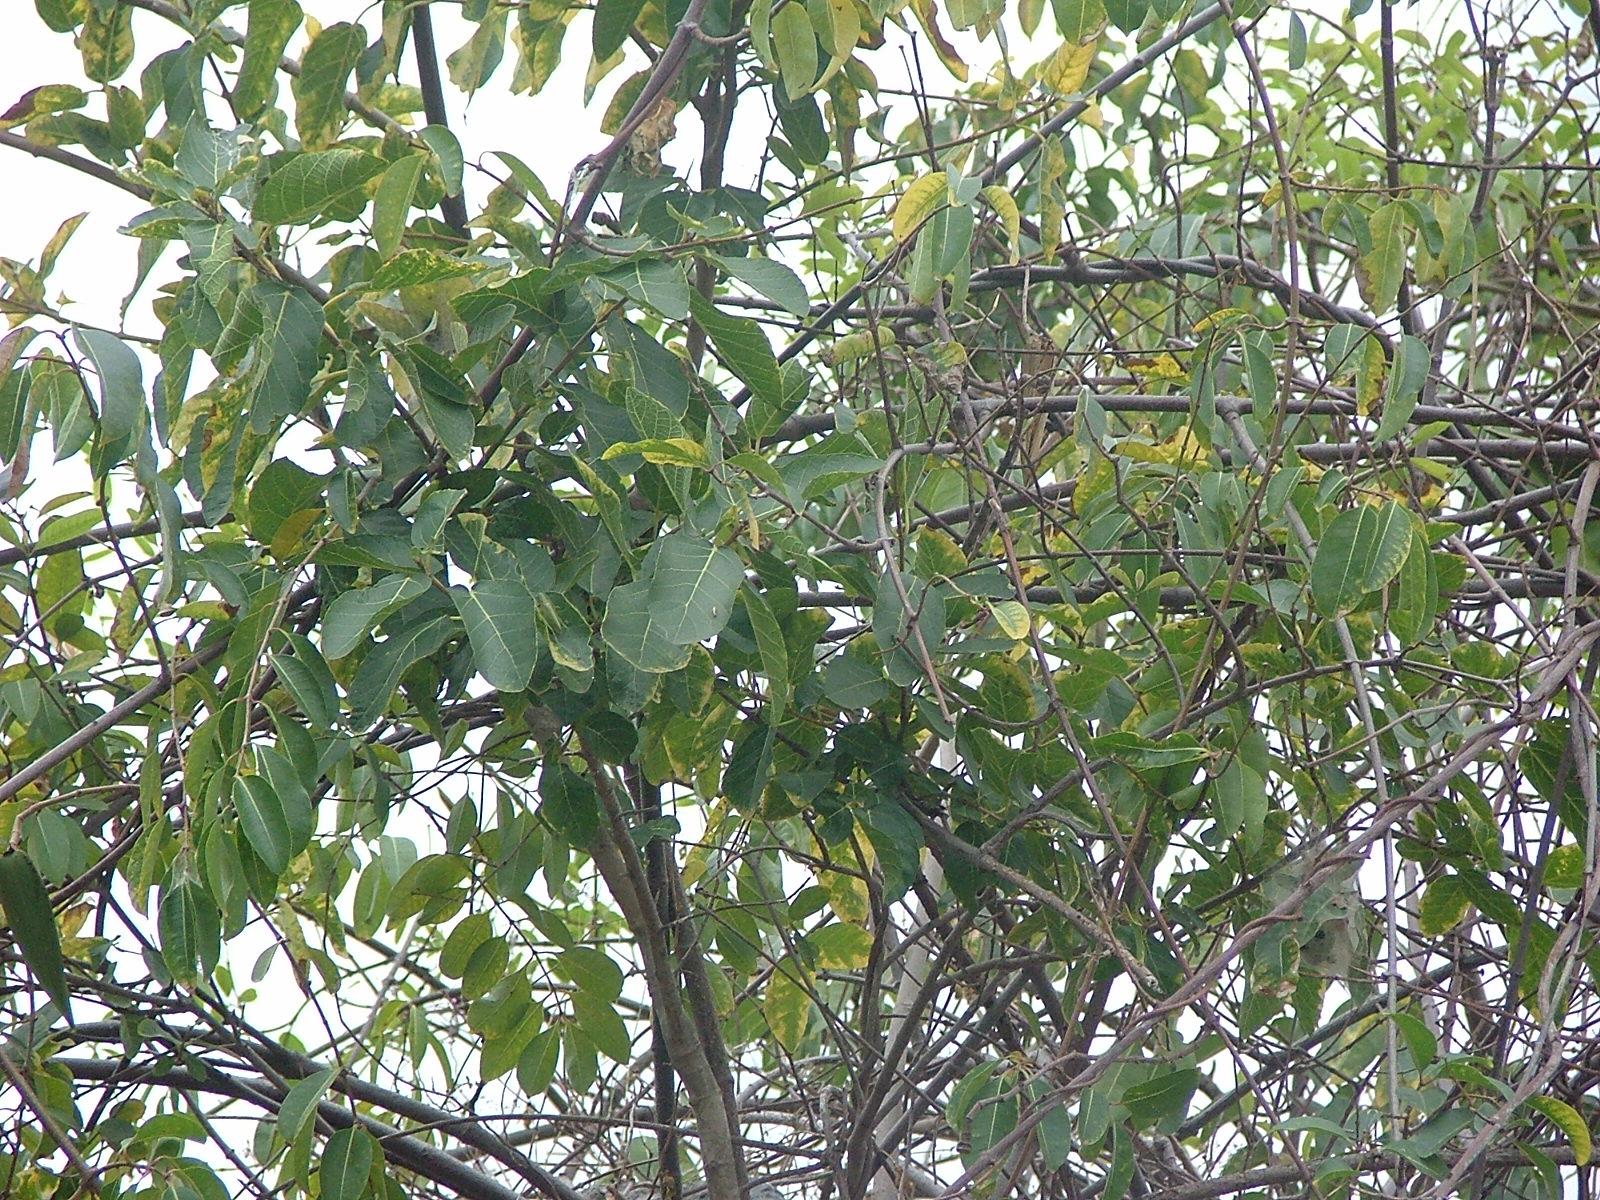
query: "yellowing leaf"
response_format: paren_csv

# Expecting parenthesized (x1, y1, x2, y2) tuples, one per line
(1191, 307, 1249, 335)
(1125, 353, 1188, 385)
(600, 437, 710, 469)
(1116, 425, 1209, 469)
(764, 964, 812, 1051)
(893, 172, 950, 242)
(1354, 336, 1386, 417)
(991, 600, 1030, 640)
(1530, 1096, 1592, 1166)
(828, 328, 896, 365)
(1357, 200, 1410, 313)
(817, 863, 870, 924)
(811, 923, 874, 969)
(1041, 37, 1096, 93)
(914, 526, 967, 577)
(1040, 136, 1067, 259)
(981, 185, 1020, 263)
(909, 0, 968, 80)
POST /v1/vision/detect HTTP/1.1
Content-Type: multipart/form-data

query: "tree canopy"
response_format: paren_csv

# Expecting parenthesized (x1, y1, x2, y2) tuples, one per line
(2, 0, 1600, 1198)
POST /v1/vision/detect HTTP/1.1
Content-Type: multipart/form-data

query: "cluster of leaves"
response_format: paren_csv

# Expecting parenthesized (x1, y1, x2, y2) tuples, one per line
(2, 0, 1600, 1199)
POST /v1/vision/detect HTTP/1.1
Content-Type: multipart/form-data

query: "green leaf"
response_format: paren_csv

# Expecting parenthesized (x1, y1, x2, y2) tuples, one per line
(277, 1068, 336, 1141)
(245, 282, 326, 431)
(1288, 12, 1307, 68)
(1104, 1122, 1134, 1200)
(292, 21, 366, 149)
(235, 0, 302, 119)
(1389, 526, 1435, 644)
(773, 0, 819, 98)
(1052, 0, 1105, 43)
(596, 260, 690, 321)
(321, 575, 429, 659)
(175, 125, 242, 192)
(248, 458, 325, 543)
(1418, 874, 1471, 936)
(320, 1127, 379, 1200)
(751, 0, 776, 67)
(1529, 1096, 1592, 1166)
(362, 248, 480, 292)
(1103, 0, 1145, 33)
(452, 579, 540, 693)
(158, 880, 221, 985)
(1244, 328, 1278, 418)
(713, 254, 810, 318)
(234, 773, 297, 876)
(1211, 758, 1267, 850)
(1357, 200, 1410, 313)
(1038, 1102, 1072, 1172)
(372, 154, 425, 260)
(742, 584, 791, 724)
(419, 126, 465, 197)
(349, 612, 456, 728)
(602, 580, 692, 674)
(1375, 333, 1429, 442)
(73, 327, 142, 444)
(1392, 1010, 1437, 1072)
(1310, 502, 1414, 615)
(690, 292, 782, 408)
(823, 649, 888, 708)
(0, 850, 71, 1014)
(1121, 1068, 1200, 1129)
(571, 991, 632, 1062)
(271, 635, 340, 730)
(724, 719, 774, 809)
(555, 946, 625, 1000)
(649, 533, 745, 645)
(256, 149, 385, 226)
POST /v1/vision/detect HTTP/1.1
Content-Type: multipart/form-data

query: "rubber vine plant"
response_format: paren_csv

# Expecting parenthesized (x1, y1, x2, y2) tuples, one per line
(1, 0, 1599, 1198)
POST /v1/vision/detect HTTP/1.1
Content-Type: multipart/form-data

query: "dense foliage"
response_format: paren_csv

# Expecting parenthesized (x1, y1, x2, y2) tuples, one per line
(2, 0, 1600, 1197)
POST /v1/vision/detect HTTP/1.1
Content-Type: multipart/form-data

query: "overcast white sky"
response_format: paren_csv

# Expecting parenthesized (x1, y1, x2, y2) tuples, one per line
(1, 1, 678, 332)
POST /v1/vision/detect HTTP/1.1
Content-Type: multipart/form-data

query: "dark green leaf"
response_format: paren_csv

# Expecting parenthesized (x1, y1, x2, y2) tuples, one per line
(159, 879, 221, 985)
(1122, 1068, 1200, 1128)
(0, 850, 71, 1014)
(594, 0, 648, 60)
(742, 584, 790, 724)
